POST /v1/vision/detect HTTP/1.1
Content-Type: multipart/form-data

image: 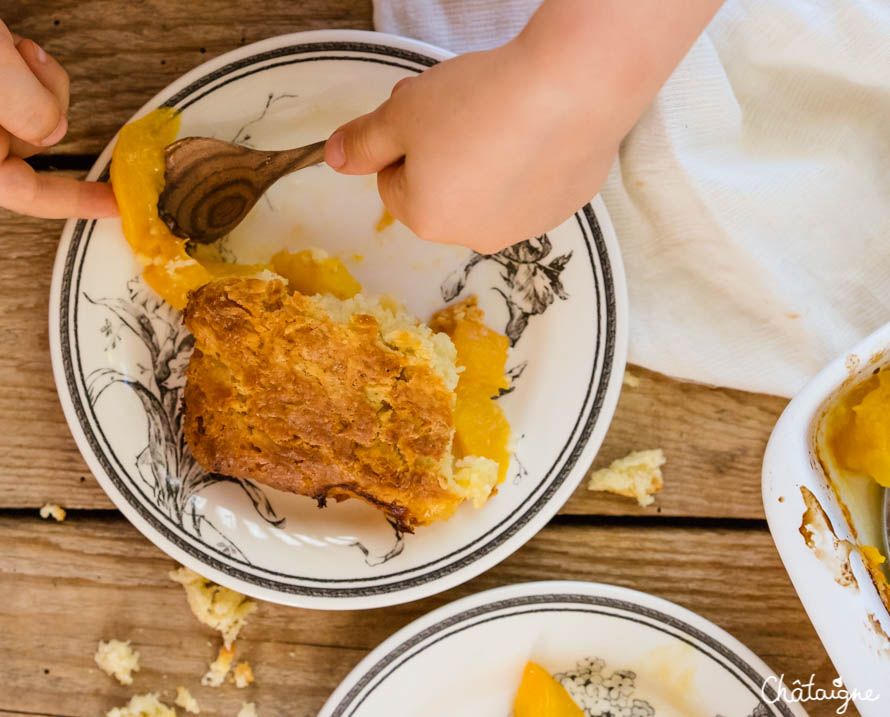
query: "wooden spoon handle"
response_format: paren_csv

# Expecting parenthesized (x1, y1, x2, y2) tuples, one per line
(267, 140, 327, 177)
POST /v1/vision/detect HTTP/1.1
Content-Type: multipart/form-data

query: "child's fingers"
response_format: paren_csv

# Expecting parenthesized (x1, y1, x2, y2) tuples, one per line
(0, 154, 119, 218)
(4, 36, 70, 158)
(8, 134, 50, 159)
(7, 37, 71, 159)
(0, 23, 66, 146)
(325, 102, 404, 175)
(389, 76, 415, 97)
(376, 162, 411, 230)
(16, 37, 70, 115)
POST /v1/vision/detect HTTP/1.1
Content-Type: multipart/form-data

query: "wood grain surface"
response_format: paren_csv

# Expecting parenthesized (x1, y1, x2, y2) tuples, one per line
(5, 515, 841, 717)
(3, 1, 374, 157)
(0, 1, 850, 716)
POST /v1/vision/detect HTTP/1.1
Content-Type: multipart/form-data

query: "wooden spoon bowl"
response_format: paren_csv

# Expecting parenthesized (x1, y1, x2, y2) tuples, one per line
(158, 137, 326, 243)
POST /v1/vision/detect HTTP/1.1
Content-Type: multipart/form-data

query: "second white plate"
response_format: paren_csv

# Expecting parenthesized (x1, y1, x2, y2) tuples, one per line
(321, 581, 808, 716)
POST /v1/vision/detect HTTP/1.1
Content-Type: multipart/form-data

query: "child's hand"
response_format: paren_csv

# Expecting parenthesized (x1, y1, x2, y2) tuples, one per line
(325, 45, 620, 254)
(0, 21, 117, 218)
(326, 0, 722, 253)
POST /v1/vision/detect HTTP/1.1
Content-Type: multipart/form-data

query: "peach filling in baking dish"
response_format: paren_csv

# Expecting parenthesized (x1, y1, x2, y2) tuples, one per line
(817, 367, 890, 605)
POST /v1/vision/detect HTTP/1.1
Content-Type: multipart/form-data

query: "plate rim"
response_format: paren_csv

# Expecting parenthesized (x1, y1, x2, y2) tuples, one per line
(319, 579, 808, 716)
(48, 29, 629, 609)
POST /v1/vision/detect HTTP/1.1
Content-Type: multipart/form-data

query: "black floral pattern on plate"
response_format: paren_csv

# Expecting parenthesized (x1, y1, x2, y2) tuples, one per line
(441, 234, 572, 346)
(85, 278, 285, 564)
(558, 658, 776, 717)
(556, 658, 656, 717)
(85, 276, 406, 568)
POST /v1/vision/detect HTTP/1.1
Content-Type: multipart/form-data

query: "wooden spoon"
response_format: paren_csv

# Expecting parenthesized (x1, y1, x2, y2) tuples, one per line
(157, 137, 327, 243)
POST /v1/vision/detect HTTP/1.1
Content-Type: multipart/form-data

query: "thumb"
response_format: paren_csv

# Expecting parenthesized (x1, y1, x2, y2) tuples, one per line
(325, 103, 403, 175)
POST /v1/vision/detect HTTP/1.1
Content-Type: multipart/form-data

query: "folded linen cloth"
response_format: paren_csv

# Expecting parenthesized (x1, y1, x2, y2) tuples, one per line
(372, 0, 890, 397)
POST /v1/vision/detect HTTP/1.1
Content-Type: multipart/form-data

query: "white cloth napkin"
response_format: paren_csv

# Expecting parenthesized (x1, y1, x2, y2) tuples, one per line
(372, 0, 890, 398)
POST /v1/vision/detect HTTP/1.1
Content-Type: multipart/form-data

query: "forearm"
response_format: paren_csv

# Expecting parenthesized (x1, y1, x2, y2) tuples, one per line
(512, 0, 724, 137)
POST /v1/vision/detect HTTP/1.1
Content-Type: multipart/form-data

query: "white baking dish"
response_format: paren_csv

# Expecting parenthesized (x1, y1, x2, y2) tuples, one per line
(764, 323, 890, 715)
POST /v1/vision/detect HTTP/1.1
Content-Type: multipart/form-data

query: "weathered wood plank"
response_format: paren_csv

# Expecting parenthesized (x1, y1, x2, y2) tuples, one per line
(0, 208, 106, 510)
(565, 365, 787, 518)
(3, 515, 839, 716)
(3, 0, 375, 157)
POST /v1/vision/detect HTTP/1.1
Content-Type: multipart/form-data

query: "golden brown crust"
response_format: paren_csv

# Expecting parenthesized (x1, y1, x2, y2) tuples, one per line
(183, 278, 461, 531)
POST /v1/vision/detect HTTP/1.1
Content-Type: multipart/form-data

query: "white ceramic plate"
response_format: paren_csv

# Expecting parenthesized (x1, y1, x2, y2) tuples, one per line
(48, 30, 627, 609)
(763, 323, 890, 715)
(320, 581, 807, 716)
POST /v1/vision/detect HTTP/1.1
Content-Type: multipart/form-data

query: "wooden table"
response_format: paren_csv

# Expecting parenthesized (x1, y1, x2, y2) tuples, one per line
(2, 3, 846, 716)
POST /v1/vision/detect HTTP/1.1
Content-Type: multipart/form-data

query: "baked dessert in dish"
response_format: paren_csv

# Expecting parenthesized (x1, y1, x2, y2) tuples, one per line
(183, 278, 504, 531)
(112, 108, 512, 531)
(816, 366, 890, 610)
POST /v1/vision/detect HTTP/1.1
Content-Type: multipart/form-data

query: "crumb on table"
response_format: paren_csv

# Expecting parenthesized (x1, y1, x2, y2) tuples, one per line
(587, 449, 665, 507)
(233, 661, 255, 688)
(94, 639, 140, 686)
(202, 643, 235, 687)
(175, 685, 200, 714)
(169, 565, 256, 647)
(39, 503, 66, 521)
(622, 371, 640, 388)
(105, 693, 175, 717)
(238, 702, 258, 717)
